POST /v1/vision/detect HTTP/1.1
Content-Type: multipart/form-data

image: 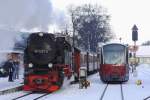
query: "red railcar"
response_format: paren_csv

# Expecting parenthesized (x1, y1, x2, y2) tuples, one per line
(99, 43, 129, 82)
(74, 51, 100, 82)
(80, 52, 99, 75)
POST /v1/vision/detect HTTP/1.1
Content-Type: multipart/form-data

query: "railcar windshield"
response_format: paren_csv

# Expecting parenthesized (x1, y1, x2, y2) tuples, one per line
(103, 44, 126, 64)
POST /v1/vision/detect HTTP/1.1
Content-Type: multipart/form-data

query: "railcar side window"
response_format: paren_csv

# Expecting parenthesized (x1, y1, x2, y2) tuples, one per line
(64, 50, 72, 65)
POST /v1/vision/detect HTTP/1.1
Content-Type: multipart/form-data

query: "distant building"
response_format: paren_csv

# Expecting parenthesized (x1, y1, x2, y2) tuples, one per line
(136, 46, 150, 64)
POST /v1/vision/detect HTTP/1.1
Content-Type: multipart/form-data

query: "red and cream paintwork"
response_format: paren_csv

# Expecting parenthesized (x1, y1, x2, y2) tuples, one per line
(99, 43, 129, 82)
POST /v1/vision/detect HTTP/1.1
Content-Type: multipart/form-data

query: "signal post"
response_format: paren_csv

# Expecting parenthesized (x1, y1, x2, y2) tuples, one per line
(131, 25, 138, 73)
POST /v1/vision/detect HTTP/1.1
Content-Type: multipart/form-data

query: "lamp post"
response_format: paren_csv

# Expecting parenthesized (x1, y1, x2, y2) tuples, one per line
(119, 37, 122, 43)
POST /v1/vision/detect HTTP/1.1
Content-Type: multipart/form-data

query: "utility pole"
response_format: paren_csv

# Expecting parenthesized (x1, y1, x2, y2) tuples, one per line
(71, 12, 78, 82)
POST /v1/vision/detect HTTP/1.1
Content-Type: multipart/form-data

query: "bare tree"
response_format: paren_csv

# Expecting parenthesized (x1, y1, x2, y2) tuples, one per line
(68, 4, 114, 52)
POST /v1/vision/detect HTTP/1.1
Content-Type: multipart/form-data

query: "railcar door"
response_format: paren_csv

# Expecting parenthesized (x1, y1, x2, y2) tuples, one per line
(73, 48, 80, 81)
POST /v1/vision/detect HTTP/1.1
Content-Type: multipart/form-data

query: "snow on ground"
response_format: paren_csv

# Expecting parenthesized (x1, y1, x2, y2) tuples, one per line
(123, 64, 150, 100)
(1, 64, 150, 100)
(41, 74, 105, 100)
(42, 64, 150, 100)
(0, 66, 24, 91)
(0, 75, 23, 91)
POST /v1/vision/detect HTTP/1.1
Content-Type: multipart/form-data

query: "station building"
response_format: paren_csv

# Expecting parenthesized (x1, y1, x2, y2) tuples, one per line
(136, 46, 150, 64)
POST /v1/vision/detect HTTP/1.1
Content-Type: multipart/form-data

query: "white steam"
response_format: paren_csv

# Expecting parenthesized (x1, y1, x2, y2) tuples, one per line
(0, 0, 68, 63)
(0, 29, 20, 63)
(0, 0, 53, 31)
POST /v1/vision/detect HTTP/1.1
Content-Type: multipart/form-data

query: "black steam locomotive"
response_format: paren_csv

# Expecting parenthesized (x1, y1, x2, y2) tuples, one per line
(23, 32, 99, 92)
(23, 32, 73, 92)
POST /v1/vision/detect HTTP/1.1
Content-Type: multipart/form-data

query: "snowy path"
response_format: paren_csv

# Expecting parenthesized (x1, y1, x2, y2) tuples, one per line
(0, 68, 24, 91)
(0, 75, 23, 91)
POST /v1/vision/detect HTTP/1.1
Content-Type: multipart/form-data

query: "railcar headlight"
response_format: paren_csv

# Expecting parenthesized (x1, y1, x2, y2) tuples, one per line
(48, 63, 53, 68)
(39, 33, 43, 37)
(28, 63, 33, 68)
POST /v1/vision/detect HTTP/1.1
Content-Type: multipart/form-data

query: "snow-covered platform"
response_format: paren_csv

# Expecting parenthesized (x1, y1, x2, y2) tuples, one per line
(0, 64, 150, 100)
(0, 75, 23, 91)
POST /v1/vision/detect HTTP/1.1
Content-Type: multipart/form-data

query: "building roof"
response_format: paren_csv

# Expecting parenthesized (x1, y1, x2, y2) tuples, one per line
(0, 50, 23, 54)
(136, 46, 150, 57)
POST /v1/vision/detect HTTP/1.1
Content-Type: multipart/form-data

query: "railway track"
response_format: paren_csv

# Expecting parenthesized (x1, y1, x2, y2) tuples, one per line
(12, 92, 33, 100)
(144, 96, 150, 100)
(33, 93, 50, 100)
(99, 83, 124, 100)
(100, 84, 109, 100)
(11, 92, 50, 100)
(120, 84, 124, 100)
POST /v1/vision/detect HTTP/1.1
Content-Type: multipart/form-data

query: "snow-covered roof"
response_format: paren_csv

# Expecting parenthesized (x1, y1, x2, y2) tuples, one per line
(0, 50, 23, 54)
(136, 46, 150, 57)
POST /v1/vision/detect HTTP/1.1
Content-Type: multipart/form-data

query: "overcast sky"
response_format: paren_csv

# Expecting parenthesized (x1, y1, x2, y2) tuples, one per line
(52, 0, 150, 45)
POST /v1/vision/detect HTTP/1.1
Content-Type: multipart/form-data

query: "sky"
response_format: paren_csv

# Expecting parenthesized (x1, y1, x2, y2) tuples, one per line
(0, 0, 149, 45)
(52, 0, 150, 45)
(0, 0, 54, 32)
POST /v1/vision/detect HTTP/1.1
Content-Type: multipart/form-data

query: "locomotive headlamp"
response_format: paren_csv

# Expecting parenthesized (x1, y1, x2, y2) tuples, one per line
(48, 63, 53, 68)
(39, 33, 43, 37)
(0, 68, 4, 72)
(28, 63, 33, 68)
